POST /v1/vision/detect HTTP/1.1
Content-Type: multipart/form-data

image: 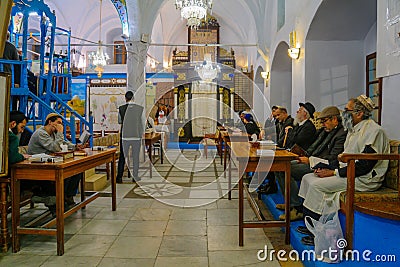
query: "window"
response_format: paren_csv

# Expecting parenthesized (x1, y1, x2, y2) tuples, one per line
(277, 0, 285, 31)
(113, 41, 126, 64)
(366, 53, 382, 124)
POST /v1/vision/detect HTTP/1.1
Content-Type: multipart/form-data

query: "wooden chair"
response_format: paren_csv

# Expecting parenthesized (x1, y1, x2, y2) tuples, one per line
(338, 141, 400, 249)
(0, 177, 33, 252)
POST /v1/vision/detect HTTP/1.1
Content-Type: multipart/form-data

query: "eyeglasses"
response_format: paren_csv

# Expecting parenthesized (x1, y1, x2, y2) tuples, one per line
(344, 108, 359, 113)
(320, 117, 332, 123)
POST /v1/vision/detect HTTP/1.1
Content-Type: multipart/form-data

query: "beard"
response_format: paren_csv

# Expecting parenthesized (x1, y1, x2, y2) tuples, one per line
(293, 117, 300, 126)
(341, 111, 354, 132)
(11, 127, 18, 135)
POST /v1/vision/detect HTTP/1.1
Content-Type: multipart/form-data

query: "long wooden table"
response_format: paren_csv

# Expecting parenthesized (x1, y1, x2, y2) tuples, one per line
(11, 148, 117, 256)
(228, 142, 297, 246)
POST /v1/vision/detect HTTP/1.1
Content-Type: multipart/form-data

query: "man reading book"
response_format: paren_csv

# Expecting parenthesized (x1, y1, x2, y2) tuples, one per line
(275, 106, 347, 221)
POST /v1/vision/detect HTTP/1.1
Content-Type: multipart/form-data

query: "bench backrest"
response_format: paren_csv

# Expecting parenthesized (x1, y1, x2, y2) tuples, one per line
(384, 140, 400, 191)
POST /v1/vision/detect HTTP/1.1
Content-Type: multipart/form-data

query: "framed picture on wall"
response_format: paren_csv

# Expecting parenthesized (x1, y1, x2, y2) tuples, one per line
(0, 73, 11, 177)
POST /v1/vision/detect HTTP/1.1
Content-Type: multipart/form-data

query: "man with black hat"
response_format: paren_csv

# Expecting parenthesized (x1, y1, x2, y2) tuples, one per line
(283, 102, 317, 150)
(297, 96, 389, 246)
(275, 106, 347, 221)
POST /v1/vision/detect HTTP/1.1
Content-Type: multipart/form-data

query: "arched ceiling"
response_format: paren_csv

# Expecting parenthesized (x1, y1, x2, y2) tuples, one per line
(307, 0, 376, 41)
(30, 0, 274, 68)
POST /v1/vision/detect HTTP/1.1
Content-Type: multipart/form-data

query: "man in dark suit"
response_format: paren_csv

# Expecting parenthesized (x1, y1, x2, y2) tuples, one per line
(275, 106, 347, 221)
(284, 102, 317, 149)
(275, 107, 294, 147)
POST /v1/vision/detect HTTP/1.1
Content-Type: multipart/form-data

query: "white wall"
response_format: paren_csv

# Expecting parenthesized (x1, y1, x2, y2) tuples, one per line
(305, 40, 364, 111)
(270, 70, 292, 113)
(381, 74, 400, 139)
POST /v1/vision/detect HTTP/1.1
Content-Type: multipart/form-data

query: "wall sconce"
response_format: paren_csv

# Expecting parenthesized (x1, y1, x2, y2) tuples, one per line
(288, 31, 300, 59)
(288, 47, 300, 59)
(261, 71, 269, 80)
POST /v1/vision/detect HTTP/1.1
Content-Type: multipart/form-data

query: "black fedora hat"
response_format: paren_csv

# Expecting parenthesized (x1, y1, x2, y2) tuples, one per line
(299, 102, 315, 119)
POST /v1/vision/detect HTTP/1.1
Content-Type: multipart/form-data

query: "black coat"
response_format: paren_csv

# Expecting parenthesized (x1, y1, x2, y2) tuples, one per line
(277, 116, 294, 147)
(306, 124, 347, 168)
(285, 119, 316, 150)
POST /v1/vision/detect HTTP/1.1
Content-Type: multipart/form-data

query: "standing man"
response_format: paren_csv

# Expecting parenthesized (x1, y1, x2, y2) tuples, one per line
(27, 113, 84, 206)
(118, 91, 145, 183)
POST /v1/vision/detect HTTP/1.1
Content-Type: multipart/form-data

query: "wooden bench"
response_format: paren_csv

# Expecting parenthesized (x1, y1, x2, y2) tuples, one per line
(338, 140, 400, 249)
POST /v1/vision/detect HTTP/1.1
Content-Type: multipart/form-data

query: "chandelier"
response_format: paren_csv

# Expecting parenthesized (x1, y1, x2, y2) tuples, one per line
(175, 0, 213, 29)
(195, 53, 220, 82)
(89, 0, 109, 77)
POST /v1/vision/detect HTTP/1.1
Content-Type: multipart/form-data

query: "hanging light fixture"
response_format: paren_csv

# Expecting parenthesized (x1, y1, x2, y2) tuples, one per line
(175, 0, 213, 29)
(89, 0, 109, 77)
(195, 53, 220, 82)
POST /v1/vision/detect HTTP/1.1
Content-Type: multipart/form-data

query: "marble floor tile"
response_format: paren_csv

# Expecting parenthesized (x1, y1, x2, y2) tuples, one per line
(120, 220, 168, 236)
(208, 226, 269, 251)
(77, 219, 128, 235)
(170, 208, 207, 220)
(209, 250, 281, 267)
(165, 220, 207, 236)
(0, 255, 49, 267)
(130, 208, 171, 220)
(93, 207, 137, 220)
(105, 236, 162, 258)
(64, 234, 117, 257)
(158, 235, 207, 257)
(40, 256, 102, 267)
(64, 218, 91, 235)
(154, 256, 208, 267)
(97, 258, 155, 267)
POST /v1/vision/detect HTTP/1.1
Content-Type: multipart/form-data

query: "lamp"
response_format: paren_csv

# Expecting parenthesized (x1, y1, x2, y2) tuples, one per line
(89, 0, 109, 77)
(195, 53, 220, 82)
(261, 71, 269, 80)
(288, 31, 300, 59)
(175, 0, 213, 29)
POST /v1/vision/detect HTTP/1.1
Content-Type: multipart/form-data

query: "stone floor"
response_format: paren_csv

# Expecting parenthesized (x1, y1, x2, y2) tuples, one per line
(0, 149, 303, 267)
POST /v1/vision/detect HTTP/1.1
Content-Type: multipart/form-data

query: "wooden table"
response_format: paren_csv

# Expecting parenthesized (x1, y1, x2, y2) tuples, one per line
(144, 132, 162, 178)
(228, 142, 297, 246)
(220, 131, 249, 200)
(11, 148, 117, 256)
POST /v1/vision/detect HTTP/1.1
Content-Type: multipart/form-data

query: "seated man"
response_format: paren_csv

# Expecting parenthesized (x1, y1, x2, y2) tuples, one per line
(275, 107, 294, 147)
(243, 113, 260, 138)
(275, 106, 347, 220)
(27, 113, 85, 206)
(263, 105, 279, 140)
(284, 102, 317, 149)
(298, 96, 389, 245)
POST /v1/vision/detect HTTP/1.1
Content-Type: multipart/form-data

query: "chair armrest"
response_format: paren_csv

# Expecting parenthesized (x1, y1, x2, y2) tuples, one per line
(339, 153, 400, 163)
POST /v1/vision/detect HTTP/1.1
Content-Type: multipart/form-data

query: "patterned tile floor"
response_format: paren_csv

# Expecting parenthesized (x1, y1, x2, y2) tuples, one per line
(0, 149, 302, 267)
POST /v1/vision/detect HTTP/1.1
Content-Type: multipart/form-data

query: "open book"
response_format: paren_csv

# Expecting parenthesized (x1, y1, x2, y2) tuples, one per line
(309, 156, 329, 169)
(79, 130, 91, 145)
(290, 144, 307, 157)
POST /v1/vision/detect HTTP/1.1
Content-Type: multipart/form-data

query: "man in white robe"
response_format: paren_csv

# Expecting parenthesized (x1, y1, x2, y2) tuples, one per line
(298, 95, 389, 218)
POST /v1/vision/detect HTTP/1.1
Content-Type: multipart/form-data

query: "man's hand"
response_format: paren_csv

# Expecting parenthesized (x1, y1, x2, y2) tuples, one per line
(314, 168, 335, 178)
(23, 154, 31, 159)
(297, 156, 309, 164)
(76, 144, 86, 150)
(55, 123, 63, 133)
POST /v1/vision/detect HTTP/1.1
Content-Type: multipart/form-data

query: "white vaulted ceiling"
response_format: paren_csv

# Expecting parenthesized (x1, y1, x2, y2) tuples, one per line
(40, 0, 273, 69)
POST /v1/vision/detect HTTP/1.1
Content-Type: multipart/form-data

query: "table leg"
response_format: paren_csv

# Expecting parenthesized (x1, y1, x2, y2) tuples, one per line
(284, 161, 291, 244)
(111, 154, 116, 211)
(238, 162, 244, 246)
(1, 181, 9, 252)
(81, 172, 85, 206)
(228, 148, 232, 200)
(55, 171, 65, 256)
(11, 170, 20, 253)
(160, 138, 164, 164)
(148, 143, 153, 178)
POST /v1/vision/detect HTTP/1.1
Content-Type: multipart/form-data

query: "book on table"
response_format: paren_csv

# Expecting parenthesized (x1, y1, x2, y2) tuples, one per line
(79, 130, 91, 145)
(290, 144, 307, 157)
